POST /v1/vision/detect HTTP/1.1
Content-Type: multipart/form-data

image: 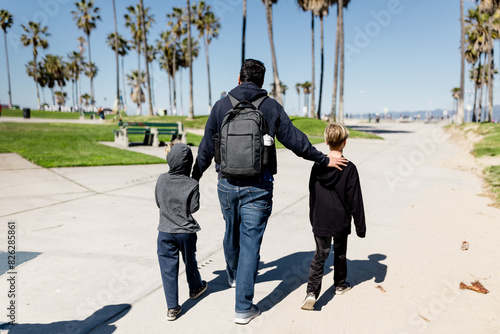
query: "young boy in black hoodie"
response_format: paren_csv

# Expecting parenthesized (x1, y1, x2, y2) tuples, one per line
(301, 123, 366, 311)
(156, 142, 207, 321)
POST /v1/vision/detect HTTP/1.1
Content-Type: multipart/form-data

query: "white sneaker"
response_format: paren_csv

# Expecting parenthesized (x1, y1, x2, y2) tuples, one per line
(234, 305, 260, 325)
(300, 292, 316, 310)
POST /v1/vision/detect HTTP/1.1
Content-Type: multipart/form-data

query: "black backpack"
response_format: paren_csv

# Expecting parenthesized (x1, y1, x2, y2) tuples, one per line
(213, 94, 275, 178)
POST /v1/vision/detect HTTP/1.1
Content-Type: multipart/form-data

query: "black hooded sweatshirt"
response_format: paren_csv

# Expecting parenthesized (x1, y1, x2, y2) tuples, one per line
(192, 82, 329, 180)
(309, 160, 366, 238)
(155, 143, 200, 234)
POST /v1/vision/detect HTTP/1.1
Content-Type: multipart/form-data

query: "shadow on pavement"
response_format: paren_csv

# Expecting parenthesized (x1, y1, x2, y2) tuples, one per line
(315, 253, 388, 309)
(2, 304, 131, 334)
(256, 251, 322, 313)
(0, 251, 42, 276)
(348, 125, 413, 134)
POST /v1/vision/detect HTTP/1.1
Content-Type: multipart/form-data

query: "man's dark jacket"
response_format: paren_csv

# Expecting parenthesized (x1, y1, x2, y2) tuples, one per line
(309, 160, 366, 238)
(192, 82, 329, 180)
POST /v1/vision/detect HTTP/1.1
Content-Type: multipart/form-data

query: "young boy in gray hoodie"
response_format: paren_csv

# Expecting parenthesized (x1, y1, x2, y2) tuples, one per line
(156, 142, 207, 321)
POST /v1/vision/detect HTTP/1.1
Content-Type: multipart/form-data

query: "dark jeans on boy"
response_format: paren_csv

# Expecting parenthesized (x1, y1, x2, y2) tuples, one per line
(157, 231, 204, 309)
(306, 235, 348, 298)
(216, 177, 273, 312)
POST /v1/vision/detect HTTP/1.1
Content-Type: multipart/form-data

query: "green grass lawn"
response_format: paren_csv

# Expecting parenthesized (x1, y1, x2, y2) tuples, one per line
(0, 123, 166, 167)
(1, 108, 100, 119)
(0, 115, 380, 168)
(471, 122, 500, 157)
(458, 122, 500, 206)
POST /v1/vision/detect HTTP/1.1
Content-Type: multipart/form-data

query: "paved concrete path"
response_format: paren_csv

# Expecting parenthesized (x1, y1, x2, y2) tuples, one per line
(1, 121, 499, 334)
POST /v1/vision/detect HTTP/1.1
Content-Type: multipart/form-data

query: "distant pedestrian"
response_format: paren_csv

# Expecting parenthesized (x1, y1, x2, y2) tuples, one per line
(301, 123, 366, 311)
(156, 141, 207, 321)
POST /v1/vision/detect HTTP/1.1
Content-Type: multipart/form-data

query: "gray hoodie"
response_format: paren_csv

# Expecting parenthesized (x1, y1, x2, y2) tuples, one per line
(155, 143, 200, 234)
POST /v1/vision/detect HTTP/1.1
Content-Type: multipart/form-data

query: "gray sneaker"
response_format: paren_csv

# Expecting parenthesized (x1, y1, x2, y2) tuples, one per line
(234, 304, 260, 325)
(335, 282, 351, 295)
(228, 276, 236, 288)
(167, 306, 182, 321)
(300, 292, 316, 310)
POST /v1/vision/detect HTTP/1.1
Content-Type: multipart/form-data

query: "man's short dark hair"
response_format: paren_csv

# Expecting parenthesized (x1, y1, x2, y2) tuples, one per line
(240, 59, 266, 88)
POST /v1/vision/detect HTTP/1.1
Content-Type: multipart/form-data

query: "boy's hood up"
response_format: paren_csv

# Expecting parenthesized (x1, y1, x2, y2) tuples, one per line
(167, 143, 193, 176)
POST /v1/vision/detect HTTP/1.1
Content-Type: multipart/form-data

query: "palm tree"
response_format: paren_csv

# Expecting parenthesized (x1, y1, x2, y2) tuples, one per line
(71, 0, 101, 110)
(112, 0, 120, 112)
(242, 0, 247, 65)
(25, 60, 45, 105)
(83, 61, 98, 105)
(458, 0, 466, 124)
(330, 0, 350, 124)
(451, 87, 461, 116)
(193, 1, 220, 112)
(20, 21, 50, 110)
(106, 33, 130, 111)
(302, 81, 311, 116)
(261, 0, 282, 104)
(80, 93, 91, 106)
(295, 82, 302, 115)
(67, 51, 84, 109)
(127, 70, 146, 115)
(43, 54, 67, 107)
(157, 30, 179, 114)
(469, 65, 482, 121)
(1, 10, 14, 108)
(186, 0, 195, 120)
(54, 91, 67, 107)
(167, 7, 186, 116)
(139, 0, 154, 116)
(478, 0, 500, 122)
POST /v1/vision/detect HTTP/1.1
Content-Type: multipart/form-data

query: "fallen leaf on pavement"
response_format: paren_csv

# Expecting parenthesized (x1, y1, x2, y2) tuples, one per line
(459, 280, 489, 294)
(376, 285, 386, 293)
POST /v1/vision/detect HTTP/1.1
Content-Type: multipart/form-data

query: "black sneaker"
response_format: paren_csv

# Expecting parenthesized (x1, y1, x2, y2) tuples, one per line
(300, 292, 316, 310)
(335, 282, 351, 295)
(189, 280, 208, 299)
(167, 306, 182, 321)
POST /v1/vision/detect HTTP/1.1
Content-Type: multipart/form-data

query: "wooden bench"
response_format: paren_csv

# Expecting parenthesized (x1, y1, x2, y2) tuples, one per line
(113, 121, 187, 147)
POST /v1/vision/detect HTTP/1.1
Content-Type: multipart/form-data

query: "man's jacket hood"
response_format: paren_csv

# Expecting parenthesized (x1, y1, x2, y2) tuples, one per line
(167, 143, 193, 176)
(228, 82, 268, 103)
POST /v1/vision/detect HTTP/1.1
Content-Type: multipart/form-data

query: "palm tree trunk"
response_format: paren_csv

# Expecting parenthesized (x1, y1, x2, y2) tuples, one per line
(34, 54, 41, 110)
(122, 56, 127, 113)
(478, 58, 484, 122)
(487, 41, 494, 122)
(458, 0, 465, 124)
(87, 32, 94, 110)
(472, 83, 478, 122)
(139, 0, 154, 116)
(317, 15, 324, 120)
(168, 74, 172, 113)
(330, 2, 340, 123)
(310, 12, 315, 118)
(113, 0, 120, 111)
(242, 0, 247, 65)
(51, 87, 55, 106)
(180, 69, 184, 115)
(187, 0, 195, 119)
(338, 0, 345, 125)
(204, 34, 212, 112)
(3, 31, 12, 108)
(297, 89, 301, 115)
(264, 0, 282, 104)
(172, 43, 177, 115)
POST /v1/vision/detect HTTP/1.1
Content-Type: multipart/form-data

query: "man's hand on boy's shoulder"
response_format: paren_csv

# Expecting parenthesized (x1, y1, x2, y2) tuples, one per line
(327, 155, 349, 170)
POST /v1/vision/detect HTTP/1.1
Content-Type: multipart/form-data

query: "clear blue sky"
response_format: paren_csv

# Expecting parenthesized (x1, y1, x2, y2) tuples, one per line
(0, 0, 482, 116)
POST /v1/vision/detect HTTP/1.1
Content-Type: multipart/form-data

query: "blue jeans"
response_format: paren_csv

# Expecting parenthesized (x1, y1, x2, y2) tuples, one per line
(217, 178, 273, 312)
(157, 232, 203, 309)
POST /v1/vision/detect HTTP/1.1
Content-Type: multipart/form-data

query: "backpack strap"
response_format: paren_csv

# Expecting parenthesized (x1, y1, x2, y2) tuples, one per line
(252, 95, 268, 109)
(228, 94, 239, 108)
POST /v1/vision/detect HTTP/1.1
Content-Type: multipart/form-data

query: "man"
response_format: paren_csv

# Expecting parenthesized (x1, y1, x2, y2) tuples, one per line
(192, 59, 347, 325)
